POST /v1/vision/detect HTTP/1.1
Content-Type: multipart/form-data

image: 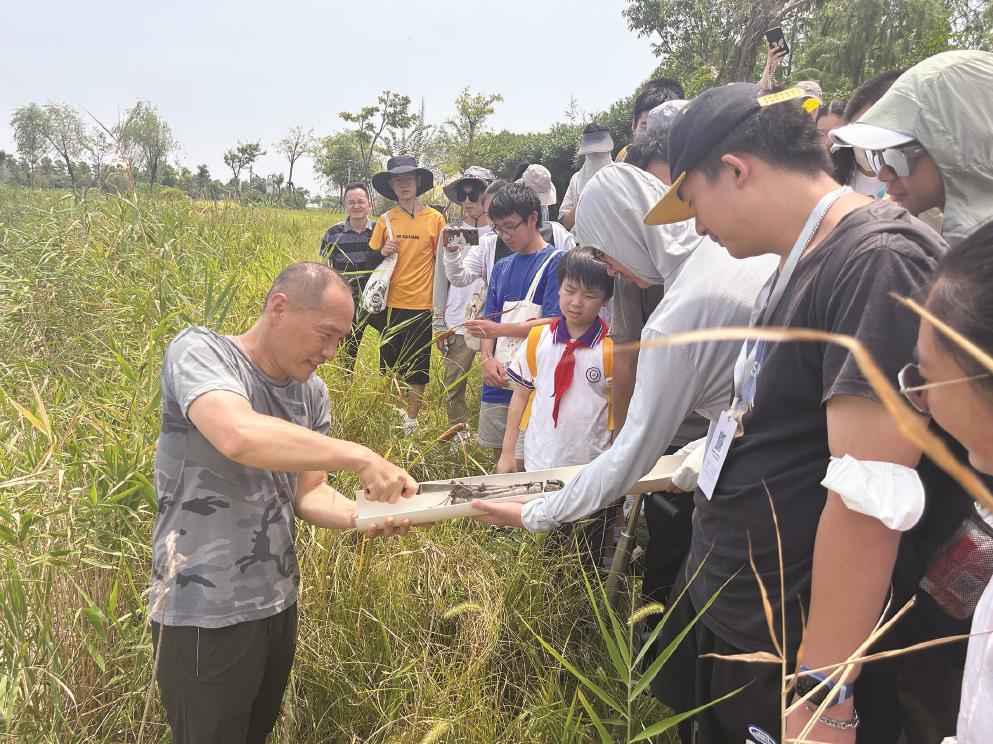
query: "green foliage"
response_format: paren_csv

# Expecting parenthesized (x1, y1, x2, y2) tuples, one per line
(312, 129, 369, 194)
(0, 186, 693, 742)
(625, 0, 992, 96)
(275, 125, 316, 191)
(340, 90, 415, 182)
(117, 101, 177, 187)
(434, 88, 505, 173)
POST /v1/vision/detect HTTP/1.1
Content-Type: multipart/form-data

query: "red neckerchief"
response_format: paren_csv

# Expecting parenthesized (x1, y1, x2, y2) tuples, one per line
(550, 317, 606, 427)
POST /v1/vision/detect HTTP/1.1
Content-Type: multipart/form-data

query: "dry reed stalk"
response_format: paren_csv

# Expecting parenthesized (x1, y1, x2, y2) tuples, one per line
(628, 325, 993, 511)
(137, 531, 182, 744)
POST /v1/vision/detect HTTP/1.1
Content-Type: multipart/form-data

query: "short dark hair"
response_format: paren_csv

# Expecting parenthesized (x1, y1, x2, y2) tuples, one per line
(483, 179, 508, 200)
(583, 122, 611, 135)
(488, 182, 540, 226)
(697, 96, 829, 181)
(817, 99, 848, 121)
(926, 218, 993, 400)
(817, 100, 853, 185)
(557, 247, 614, 299)
(624, 125, 673, 171)
(845, 70, 904, 120)
(633, 78, 685, 121)
(342, 182, 370, 200)
(511, 162, 531, 181)
(266, 262, 349, 310)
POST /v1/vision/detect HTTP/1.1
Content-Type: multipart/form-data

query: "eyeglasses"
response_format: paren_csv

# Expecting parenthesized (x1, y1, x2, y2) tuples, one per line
(854, 143, 925, 178)
(492, 219, 525, 238)
(897, 362, 990, 415)
(458, 187, 482, 203)
(344, 200, 368, 208)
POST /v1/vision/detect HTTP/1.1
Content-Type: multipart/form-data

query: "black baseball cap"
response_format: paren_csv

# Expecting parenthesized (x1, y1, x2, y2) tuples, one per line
(644, 82, 764, 225)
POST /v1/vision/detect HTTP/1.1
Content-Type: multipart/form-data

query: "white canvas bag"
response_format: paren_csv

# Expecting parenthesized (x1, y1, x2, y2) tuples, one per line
(361, 211, 397, 313)
(494, 251, 560, 367)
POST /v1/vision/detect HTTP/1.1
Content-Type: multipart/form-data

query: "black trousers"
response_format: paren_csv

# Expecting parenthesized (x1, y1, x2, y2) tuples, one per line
(337, 286, 385, 371)
(652, 568, 789, 744)
(641, 490, 696, 605)
(151, 604, 298, 744)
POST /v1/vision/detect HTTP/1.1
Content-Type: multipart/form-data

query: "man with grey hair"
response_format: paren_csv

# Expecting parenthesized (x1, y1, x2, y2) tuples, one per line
(150, 261, 417, 743)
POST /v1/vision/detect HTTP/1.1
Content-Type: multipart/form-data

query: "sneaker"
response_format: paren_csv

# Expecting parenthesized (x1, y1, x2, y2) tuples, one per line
(401, 415, 418, 436)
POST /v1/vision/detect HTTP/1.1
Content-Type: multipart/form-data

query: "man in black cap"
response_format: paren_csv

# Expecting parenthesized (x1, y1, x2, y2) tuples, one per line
(369, 155, 447, 435)
(644, 83, 944, 742)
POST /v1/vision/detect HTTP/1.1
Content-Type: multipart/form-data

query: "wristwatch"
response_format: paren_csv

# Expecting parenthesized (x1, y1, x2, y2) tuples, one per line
(793, 666, 853, 708)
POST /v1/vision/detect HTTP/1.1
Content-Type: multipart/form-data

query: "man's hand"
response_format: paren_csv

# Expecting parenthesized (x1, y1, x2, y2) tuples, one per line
(357, 454, 418, 503)
(364, 516, 414, 538)
(381, 238, 399, 258)
(481, 357, 507, 387)
(495, 452, 518, 474)
(471, 499, 525, 528)
(464, 318, 500, 339)
(436, 336, 449, 353)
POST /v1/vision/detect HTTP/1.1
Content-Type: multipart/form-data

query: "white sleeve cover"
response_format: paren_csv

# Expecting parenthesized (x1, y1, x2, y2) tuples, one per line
(444, 236, 490, 288)
(821, 454, 926, 532)
(521, 333, 706, 532)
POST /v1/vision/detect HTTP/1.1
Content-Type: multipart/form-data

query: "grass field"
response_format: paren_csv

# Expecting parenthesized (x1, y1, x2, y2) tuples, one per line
(0, 187, 680, 743)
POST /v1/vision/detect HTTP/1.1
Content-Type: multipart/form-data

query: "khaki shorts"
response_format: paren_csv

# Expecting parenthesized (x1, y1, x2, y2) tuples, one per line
(477, 400, 525, 459)
(477, 401, 508, 449)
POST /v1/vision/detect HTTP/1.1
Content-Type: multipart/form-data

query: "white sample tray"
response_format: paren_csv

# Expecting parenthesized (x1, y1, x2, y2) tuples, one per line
(355, 453, 686, 533)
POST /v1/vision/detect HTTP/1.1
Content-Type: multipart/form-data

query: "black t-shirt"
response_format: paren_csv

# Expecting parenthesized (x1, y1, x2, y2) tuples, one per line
(687, 199, 945, 652)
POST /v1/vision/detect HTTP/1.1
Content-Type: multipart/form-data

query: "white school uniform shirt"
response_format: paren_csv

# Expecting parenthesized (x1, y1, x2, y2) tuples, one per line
(506, 318, 611, 472)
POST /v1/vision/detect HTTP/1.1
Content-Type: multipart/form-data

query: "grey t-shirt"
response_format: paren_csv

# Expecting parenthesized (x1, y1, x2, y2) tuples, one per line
(149, 327, 330, 628)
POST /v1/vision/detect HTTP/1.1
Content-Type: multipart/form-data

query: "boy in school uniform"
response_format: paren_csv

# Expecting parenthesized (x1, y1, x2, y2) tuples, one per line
(497, 247, 614, 474)
(463, 183, 564, 461)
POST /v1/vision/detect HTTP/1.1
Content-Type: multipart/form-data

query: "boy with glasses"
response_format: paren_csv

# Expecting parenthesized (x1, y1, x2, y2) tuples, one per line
(319, 181, 382, 370)
(463, 183, 564, 461)
(432, 167, 495, 440)
(369, 156, 447, 435)
(830, 50, 993, 243)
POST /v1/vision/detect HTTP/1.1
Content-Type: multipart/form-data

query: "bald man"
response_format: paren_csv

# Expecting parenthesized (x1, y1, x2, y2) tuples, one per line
(149, 262, 417, 744)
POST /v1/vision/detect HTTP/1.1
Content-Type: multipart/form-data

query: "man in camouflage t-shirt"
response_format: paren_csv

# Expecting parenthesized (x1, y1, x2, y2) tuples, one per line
(150, 262, 417, 743)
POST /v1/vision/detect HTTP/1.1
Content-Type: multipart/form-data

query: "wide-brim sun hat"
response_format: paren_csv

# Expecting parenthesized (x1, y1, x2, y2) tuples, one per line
(518, 164, 557, 206)
(372, 155, 435, 201)
(442, 166, 496, 202)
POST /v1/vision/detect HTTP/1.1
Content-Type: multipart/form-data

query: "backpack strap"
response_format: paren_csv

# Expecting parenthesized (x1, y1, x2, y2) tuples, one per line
(518, 325, 545, 432)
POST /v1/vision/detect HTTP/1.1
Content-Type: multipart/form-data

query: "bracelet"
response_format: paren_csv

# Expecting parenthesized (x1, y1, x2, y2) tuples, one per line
(803, 702, 859, 730)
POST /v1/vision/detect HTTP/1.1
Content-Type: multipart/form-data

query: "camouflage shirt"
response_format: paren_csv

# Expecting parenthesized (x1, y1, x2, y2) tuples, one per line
(150, 327, 330, 627)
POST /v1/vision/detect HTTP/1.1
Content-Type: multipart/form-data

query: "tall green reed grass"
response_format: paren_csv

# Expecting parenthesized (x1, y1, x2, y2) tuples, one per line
(0, 187, 678, 742)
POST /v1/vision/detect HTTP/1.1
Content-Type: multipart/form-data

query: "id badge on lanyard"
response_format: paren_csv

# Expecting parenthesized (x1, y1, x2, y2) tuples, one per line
(697, 186, 851, 500)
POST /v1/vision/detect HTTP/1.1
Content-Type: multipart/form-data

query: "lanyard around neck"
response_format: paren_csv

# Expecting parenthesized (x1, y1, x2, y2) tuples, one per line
(733, 185, 852, 407)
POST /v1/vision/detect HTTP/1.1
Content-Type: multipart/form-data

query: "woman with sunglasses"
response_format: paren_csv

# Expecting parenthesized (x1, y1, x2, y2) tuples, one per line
(900, 220, 993, 743)
(830, 50, 993, 244)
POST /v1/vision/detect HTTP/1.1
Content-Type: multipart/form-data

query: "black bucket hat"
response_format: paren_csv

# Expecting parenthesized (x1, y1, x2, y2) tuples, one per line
(372, 155, 434, 201)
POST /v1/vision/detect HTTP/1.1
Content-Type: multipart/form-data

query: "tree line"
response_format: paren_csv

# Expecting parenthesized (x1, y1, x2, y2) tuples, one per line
(4, 0, 988, 208)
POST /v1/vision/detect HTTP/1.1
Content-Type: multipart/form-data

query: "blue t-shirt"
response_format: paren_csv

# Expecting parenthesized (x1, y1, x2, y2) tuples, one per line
(482, 244, 563, 404)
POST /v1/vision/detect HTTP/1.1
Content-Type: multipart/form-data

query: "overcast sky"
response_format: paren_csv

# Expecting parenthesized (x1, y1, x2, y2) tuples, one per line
(1, 0, 660, 194)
